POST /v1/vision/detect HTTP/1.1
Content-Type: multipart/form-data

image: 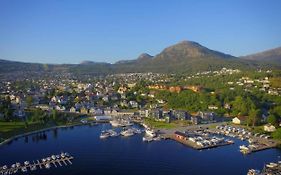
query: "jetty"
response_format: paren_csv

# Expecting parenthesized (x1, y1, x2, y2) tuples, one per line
(0, 152, 73, 175)
(164, 129, 234, 150)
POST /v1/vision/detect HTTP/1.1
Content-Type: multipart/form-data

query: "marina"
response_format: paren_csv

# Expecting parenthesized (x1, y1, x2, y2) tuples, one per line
(209, 125, 278, 154)
(167, 130, 234, 150)
(0, 123, 280, 175)
(247, 161, 281, 175)
(0, 152, 73, 175)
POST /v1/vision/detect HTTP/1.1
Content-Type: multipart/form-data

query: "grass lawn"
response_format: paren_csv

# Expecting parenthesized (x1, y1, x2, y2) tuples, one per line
(0, 120, 81, 141)
(0, 121, 56, 140)
(144, 118, 190, 129)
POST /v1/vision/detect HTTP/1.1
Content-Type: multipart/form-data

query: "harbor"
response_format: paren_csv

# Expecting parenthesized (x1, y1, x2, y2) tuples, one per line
(0, 152, 73, 175)
(247, 161, 281, 175)
(208, 125, 278, 154)
(165, 129, 234, 150)
(0, 123, 280, 175)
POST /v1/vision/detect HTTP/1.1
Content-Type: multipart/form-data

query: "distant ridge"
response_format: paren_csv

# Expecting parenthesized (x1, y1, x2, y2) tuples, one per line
(1, 40, 280, 74)
(241, 46, 281, 63)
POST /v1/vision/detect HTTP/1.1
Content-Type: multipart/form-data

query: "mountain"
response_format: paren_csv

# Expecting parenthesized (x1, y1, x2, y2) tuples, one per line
(115, 53, 153, 65)
(80, 60, 110, 65)
(136, 53, 153, 62)
(241, 47, 281, 63)
(1, 40, 280, 75)
(154, 40, 235, 61)
(137, 40, 250, 72)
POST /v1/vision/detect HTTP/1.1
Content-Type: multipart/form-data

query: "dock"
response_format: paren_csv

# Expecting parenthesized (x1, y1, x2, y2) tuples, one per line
(0, 152, 74, 175)
(167, 134, 233, 150)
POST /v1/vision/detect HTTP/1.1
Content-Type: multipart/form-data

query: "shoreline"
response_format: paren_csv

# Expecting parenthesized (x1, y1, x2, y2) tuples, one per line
(0, 123, 86, 147)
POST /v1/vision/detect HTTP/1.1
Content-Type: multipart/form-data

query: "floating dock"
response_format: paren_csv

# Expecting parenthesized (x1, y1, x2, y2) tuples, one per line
(0, 152, 73, 175)
(167, 134, 234, 150)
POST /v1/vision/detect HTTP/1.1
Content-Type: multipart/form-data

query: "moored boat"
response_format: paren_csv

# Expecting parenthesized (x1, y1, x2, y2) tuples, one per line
(100, 131, 111, 139)
(145, 128, 156, 137)
(120, 129, 135, 137)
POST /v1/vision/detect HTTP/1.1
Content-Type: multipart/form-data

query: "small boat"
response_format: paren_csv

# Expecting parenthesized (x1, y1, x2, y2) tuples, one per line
(120, 129, 135, 137)
(145, 128, 156, 137)
(56, 155, 60, 159)
(30, 165, 37, 171)
(61, 152, 65, 158)
(247, 169, 260, 175)
(107, 129, 119, 137)
(2, 165, 7, 170)
(266, 162, 278, 168)
(51, 155, 56, 160)
(24, 161, 30, 166)
(15, 163, 20, 167)
(100, 131, 111, 139)
(225, 139, 234, 144)
(21, 167, 27, 172)
(110, 120, 121, 127)
(143, 136, 153, 142)
(153, 136, 161, 141)
(131, 128, 142, 134)
(47, 157, 51, 161)
(239, 145, 249, 150)
(45, 163, 51, 169)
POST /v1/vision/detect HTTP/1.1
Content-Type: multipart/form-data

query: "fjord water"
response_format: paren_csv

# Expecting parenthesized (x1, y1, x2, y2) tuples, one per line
(0, 124, 280, 175)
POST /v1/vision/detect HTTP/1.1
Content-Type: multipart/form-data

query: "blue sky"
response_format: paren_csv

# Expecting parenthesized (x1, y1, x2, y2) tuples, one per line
(0, 0, 281, 64)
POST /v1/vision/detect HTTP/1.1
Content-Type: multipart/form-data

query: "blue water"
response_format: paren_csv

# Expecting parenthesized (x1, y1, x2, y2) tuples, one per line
(0, 124, 280, 175)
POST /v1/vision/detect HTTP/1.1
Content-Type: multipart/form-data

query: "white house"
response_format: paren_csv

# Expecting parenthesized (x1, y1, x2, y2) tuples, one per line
(264, 124, 276, 132)
(232, 117, 241, 124)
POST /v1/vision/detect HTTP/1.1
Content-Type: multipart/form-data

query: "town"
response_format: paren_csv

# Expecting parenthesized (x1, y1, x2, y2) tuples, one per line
(0, 68, 281, 146)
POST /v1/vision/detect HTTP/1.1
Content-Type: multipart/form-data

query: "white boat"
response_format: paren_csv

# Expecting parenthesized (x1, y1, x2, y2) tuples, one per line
(120, 129, 135, 137)
(110, 120, 121, 127)
(143, 136, 153, 142)
(61, 152, 65, 158)
(21, 167, 27, 172)
(45, 163, 51, 169)
(100, 131, 111, 139)
(247, 169, 260, 175)
(16, 163, 20, 167)
(51, 155, 56, 160)
(239, 145, 249, 150)
(107, 129, 119, 137)
(153, 136, 161, 141)
(266, 162, 278, 168)
(30, 165, 37, 171)
(145, 128, 156, 137)
(24, 161, 29, 166)
(131, 127, 142, 134)
(2, 165, 7, 170)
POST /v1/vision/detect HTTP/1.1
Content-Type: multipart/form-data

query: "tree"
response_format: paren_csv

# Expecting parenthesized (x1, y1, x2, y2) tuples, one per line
(52, 109, 58, 120)
(26, 96, 33, 107)
(267, 114, 278, 126)
(272, 128, 281, 140)
(248, 108, 261, 127)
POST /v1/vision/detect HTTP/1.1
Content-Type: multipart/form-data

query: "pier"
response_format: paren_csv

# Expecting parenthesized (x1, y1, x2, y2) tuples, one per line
(164, 129, 234, 150)
(0, 152, 73, 175)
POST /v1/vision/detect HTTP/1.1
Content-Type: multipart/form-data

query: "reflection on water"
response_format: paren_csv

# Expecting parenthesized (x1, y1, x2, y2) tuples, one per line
(31, 132, 47, 143)
(0, 124, 280, 175)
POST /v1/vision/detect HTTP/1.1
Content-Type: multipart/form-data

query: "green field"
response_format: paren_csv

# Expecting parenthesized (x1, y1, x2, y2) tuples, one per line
(144, 118, 190, 129)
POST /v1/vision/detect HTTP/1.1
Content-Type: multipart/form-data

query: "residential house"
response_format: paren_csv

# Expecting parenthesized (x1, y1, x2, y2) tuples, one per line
(264, 124, 276, 132)
(191, 116, 201, 125)
(232, 116, 246, 125)
(173, 110, 190, 120)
